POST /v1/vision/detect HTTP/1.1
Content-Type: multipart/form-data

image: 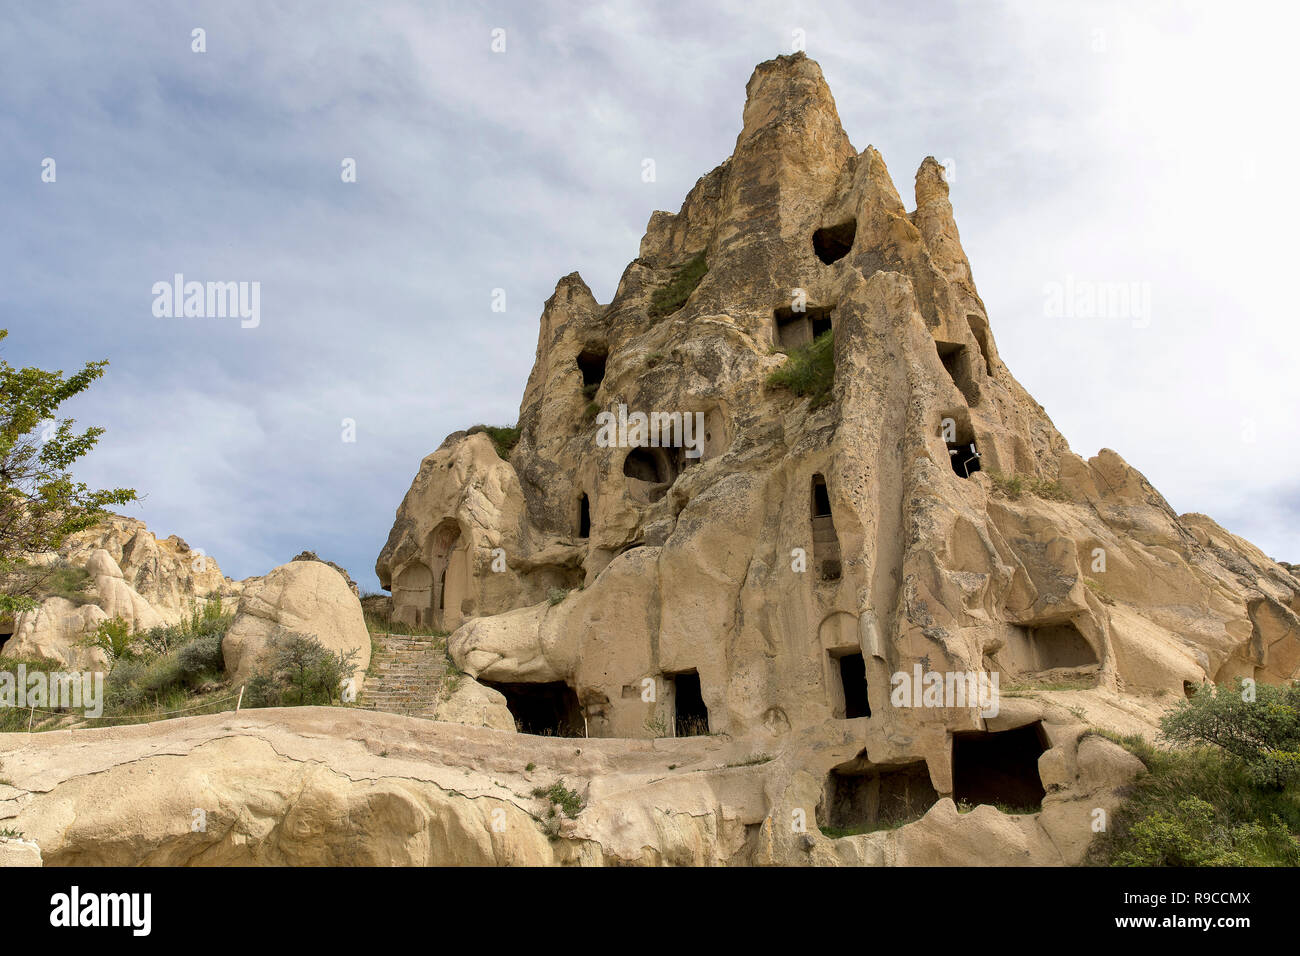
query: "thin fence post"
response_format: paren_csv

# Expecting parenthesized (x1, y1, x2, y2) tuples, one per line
(235, 685, 244, 712)
(27, 706, 35, 733)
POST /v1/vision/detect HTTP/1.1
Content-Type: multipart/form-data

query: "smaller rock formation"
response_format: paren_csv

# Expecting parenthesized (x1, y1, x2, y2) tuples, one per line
(222, 560, 370, 687)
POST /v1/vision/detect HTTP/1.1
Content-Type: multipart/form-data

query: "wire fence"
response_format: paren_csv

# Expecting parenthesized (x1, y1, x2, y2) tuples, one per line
(14, 685, 245, 732)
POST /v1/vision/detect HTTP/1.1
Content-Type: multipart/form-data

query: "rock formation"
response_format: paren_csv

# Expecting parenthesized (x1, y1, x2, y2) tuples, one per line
(366, 52, 1300, 857)
(222, 560, 370, 687)
(1, 516, 236, 667)
(4, 53, 1298, 868)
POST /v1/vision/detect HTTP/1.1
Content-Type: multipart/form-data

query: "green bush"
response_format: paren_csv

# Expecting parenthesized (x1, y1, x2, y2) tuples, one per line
(648, 253, 708, 319)
(1, 559, 93, 606)
(766, 330, 835, 408)
(466, 424, 521, 460)
(102, 602, 232, 716)
(1161, 680, 1300, 788)
(1114, 796, 1298, 867)
(532, 781, 585, 818)
(243, 630, 359, 708)
(1087, 723, 1300, 867)
(81, 616, 139, 668)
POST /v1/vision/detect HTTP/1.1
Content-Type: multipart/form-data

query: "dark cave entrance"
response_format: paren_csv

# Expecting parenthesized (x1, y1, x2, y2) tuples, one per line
(668, 670, 709, 737)
(0, 625, 12, 656)
(577, 494, 591, 538)
(577, 347, 607, 393)
(936, 341, 979, 406)
(822, 755, 938, 833)
(479, 680, 584, 737)
(812, 220, 857, 264)
(947, 434, 981, 478)
(833, 651, 870, 718)
(951, 722, 1048, 811)
(810, 473, 842, 581)
(623, 447, 672, 483)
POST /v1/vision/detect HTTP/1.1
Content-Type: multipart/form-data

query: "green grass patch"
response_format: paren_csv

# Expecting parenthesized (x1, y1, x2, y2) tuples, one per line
(532, 781, 585, 818)
(648, 252, 707, 319)
(766, 330, 835, 408)
(1, 559, 93, 607)
(466, 424, 521, 460)
(1085, 578, 1116, 605)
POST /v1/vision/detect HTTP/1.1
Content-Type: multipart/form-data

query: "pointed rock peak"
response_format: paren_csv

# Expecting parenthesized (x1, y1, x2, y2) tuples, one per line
(915, 156, 951, 207)
(549, 271, 597, 305)
(736, 52, 850, 151)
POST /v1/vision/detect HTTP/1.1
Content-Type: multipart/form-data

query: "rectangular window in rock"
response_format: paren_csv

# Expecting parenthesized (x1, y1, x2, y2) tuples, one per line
(775, 305, 834, 350)
(577, 347, 607, 392)
(946, 430, 981, 478)
(578, 493, 591, 538)
(936, 341, 979, 407)
(832, 651, 870, 718)
(668, 670, 709, 737)
(810, 474, 842, 580)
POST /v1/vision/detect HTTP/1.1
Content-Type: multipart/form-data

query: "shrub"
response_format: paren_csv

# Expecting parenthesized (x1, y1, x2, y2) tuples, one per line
(1, 559, 93, 606)
(1086, 727, 1300, 867)
(104, 654, 185, 712)
(766, 330, 834, 408)
(81, 616, 139, 668)
(648, 253, 708, 319)
(547, 587, 569, 606)
(532, 781, 585, 818)
(1161, 680, 1300, 788)
(466, 424, 521, 460)
(243, 630, 359, 708)
(1113, 796, 1299, 867)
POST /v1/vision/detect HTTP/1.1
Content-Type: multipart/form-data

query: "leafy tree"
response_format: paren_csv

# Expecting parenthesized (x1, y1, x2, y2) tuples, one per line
(1161, 680, 1300, 788)
(0, 330, 137, 615)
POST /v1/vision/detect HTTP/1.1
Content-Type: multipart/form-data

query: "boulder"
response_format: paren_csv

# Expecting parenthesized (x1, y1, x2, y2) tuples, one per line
(222, 561, 370, 687)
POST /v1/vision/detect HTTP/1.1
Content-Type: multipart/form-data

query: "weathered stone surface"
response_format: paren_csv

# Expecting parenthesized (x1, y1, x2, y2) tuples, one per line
(222, 561, 370, 687)
(5, 52, 1297, 867)
(3, 516, 239, 667)
(377, 51, 1298, 752)
(0, 703, 1138, 866)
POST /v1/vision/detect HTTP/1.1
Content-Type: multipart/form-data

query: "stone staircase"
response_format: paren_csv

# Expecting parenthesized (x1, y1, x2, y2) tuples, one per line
(357, 633, 444, 717)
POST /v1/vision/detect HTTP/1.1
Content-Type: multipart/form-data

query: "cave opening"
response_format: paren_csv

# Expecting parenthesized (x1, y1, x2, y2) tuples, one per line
(937, 341, 979, 406)
(479, 679, 584, 737)
(947, 434, 981, 478)
(668, 670, 709, 737)
(774, 305, 834, 350)
(811, 474, 842, 580)
(832, 651, 870, 718)
(812, 220, 857, 265)
(822, 756, 938, 833)
(578, 494, 591, 538)
(623, 447, 670, 483)
(951, 722, 1048, 811)
(577, 347, 607, 393)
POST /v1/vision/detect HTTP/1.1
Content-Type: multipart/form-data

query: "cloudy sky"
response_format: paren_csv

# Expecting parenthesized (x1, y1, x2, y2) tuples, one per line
(3, 0, 1296, 590)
